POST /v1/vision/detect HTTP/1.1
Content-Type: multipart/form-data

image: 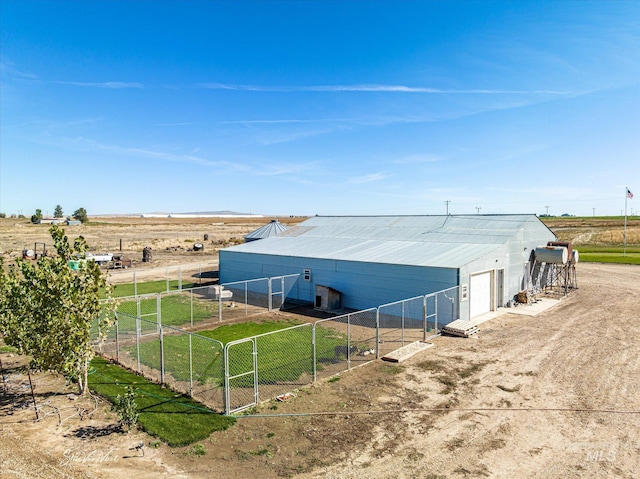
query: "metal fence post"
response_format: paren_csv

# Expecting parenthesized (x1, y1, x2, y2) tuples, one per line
(268, 278, 273, 311)
(401, 302, 405, 346)
(189, 334, 193, 397)
(136, 295, 141, 320)
(376, 308, 380, 359)
(347, 314, 352, 370)
(223, 344, 230, 415)
(435, 295, 439, 334)
(422, 296, 427, 342)
(157, 294, 162, 332)
(133, 271, 137, 297)
(253, 338, 259, 405)
(218, 293, 223, 322)
(281, 276, 285, 309)
(178, 267, 182, 291)
(244, 282, 248, 316)
(166, 267, 169, 292)
(136, 315, 141, 373)
(312, 322, 317, 382)
(190, 289, 194, 327)
(159, 326, 165, 384)
(115, 317, 120, 362)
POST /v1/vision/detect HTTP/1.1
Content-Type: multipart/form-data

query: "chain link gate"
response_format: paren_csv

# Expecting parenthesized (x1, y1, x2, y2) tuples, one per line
(224, 337, 258, 414)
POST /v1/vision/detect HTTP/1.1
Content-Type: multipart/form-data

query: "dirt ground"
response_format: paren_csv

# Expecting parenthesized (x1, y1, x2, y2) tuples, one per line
(0, 216, 305, 277)
(2, 262, 639, 478)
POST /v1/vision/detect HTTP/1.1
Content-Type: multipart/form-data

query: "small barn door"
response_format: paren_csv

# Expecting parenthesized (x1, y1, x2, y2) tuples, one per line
(470, 271, 492, 318)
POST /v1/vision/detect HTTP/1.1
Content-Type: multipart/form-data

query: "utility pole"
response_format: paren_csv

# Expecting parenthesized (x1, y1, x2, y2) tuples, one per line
(545, 205, 550, 216)
(444, 200, 451, 215)
(476, 206, 481, 215)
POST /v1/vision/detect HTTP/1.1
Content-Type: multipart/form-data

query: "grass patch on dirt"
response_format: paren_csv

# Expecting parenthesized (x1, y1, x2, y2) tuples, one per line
(115, 292, 219, 327)
(110, 279, 202, 298)
(88, 357, 235, 446)
(132, 319, 363, 386)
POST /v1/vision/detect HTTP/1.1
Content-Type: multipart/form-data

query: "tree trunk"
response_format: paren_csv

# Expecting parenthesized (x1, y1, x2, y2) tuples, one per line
(78, 357, 89, 395)
(83, 358, 89, 395)
(27, 368, 40, 420)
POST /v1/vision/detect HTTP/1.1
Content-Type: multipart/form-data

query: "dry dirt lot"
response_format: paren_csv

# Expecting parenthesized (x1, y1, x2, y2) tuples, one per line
(0, 216, 305, 274)
(2, 262, 639, 478)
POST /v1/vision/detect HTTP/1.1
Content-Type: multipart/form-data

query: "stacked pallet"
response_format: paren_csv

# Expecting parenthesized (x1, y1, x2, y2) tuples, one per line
(443, 320, 479, 338)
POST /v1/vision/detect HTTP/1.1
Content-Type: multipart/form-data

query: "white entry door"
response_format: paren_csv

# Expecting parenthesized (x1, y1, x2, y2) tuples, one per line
(470, 271, 492, 318)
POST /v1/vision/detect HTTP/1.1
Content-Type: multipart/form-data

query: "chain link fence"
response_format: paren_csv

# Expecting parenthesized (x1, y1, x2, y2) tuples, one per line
(110, 274, 303, 330)
(96, 284, 461, 414)
(109, 264, 211, 296)
(377, 296, 427, 357)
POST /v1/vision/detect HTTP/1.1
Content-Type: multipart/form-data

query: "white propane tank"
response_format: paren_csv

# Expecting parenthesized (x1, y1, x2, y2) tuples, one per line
(534, 246, 568, 264)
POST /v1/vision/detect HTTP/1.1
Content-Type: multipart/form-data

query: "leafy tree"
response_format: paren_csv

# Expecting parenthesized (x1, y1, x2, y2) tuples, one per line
(73, 207, 88, 223)
(54, 204, 64, 218)
(0, 213, 6, 218)
(30, 208, 43, 223)
(0, 225, 116, 394)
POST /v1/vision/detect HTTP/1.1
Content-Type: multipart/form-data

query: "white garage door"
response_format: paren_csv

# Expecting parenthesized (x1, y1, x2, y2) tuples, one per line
(470, 271, 492, 318)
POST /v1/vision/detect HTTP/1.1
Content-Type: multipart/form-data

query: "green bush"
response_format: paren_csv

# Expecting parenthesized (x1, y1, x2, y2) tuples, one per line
(113, 386, 139, 431)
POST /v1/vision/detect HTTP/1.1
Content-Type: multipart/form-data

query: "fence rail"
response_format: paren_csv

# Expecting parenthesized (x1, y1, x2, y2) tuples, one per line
(97, 278, 460, 414)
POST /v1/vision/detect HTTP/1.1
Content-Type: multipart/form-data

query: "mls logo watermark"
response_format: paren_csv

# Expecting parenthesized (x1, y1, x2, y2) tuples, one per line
(585, 447, 616, 463)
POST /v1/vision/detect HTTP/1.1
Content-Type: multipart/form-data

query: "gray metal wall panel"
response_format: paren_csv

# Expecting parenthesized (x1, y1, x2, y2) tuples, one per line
(220, 250, 457, 310)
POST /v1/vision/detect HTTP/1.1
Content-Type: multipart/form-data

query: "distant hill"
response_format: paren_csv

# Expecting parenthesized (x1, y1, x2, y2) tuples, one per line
(140, 211, 263, 218)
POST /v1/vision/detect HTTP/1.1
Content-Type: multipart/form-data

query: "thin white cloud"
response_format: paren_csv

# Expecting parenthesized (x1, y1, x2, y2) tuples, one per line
(54, 81, 144, 89)
(34, 132, 327, 179)
(393, 154, 443, 165)
(254, 160, 323, 177)
(49, 135, 235, 169)
(0, 61, 39, 80)
(347, 172, 390, 184)
(219, 117, 363, 125)
(198, 82, 574, 95)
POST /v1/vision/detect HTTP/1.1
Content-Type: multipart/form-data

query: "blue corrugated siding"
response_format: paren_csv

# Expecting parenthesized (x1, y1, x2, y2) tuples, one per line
(220, 250, 457, 310)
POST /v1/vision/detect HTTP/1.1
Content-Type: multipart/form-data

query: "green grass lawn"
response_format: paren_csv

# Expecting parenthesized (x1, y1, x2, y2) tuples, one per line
(111, 279, 202, 298)
(575, 245, 640, 264)
(133, 319, 361, 388)
(88, 357, 235, 446)
(577, 252, 640, 264)
(116, 293, 219, 327)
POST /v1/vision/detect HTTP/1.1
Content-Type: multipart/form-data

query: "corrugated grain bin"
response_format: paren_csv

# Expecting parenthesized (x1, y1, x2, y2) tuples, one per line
(534, 246, 568, 264)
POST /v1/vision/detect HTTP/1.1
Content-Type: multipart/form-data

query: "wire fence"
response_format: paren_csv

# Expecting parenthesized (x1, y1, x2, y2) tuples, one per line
(96, 281, 460, 414)
(110, 274, 302, 331)
(108, 264, 212, 297)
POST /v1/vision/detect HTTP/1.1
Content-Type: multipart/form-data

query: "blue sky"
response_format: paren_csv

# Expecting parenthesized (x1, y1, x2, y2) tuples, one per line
(1, 0, 638, 217)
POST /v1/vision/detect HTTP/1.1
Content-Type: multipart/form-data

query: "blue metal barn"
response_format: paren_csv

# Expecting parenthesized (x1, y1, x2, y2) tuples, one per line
(219, 215, 556, 321)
